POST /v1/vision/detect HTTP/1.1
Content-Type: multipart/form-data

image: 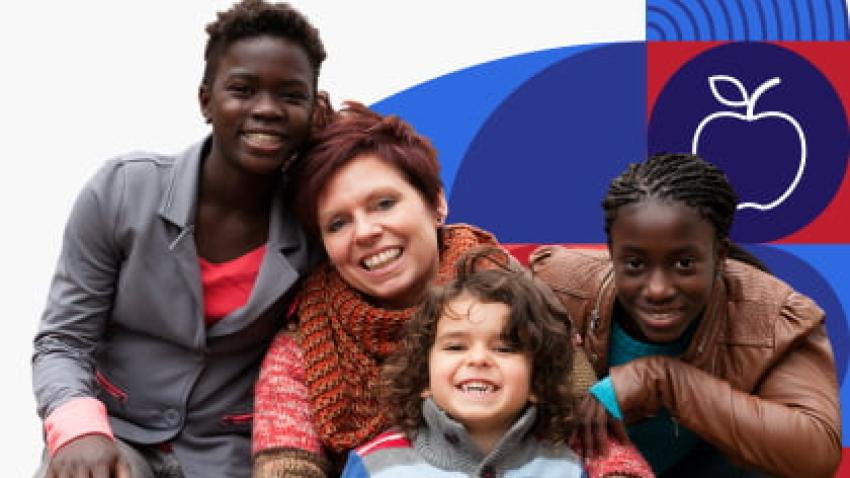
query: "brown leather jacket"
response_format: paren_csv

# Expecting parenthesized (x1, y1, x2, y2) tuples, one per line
(530, 246, 841, 478)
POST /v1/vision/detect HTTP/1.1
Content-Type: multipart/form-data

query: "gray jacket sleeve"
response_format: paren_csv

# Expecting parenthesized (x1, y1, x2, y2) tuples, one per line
(32, 162, 124, 418)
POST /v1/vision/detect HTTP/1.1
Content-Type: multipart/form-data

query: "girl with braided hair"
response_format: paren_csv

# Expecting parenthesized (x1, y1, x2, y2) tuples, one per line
(531, 153, 841, 477)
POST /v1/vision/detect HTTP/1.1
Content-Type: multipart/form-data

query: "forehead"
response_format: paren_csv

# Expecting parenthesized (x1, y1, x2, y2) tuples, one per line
(437, 294, 510, 334)
(216, 35, 313, 83)
(610, 198, 715, 251)
(317, 155, 423, 209)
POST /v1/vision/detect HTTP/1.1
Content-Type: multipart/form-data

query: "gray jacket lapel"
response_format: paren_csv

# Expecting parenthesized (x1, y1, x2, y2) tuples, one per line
(209, 180, 307, 337)
(158, 139, 207, 327)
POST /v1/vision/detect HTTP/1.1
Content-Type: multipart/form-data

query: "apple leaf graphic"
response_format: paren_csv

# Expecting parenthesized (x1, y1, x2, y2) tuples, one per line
(708, 75, 748, 108)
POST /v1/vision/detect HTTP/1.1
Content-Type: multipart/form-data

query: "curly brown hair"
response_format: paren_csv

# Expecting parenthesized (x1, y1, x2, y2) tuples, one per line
(382, 247, 576, 443)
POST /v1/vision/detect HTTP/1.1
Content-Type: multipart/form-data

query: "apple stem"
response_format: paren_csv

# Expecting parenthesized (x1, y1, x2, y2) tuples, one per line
(746, 77, 781, 118)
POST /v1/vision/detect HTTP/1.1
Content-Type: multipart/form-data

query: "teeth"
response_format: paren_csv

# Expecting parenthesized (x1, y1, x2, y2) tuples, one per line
(460, 381, 496, 393)
(362, 248, 401, 270)
(647, 312, 677, 321)
(244, 132, 282, 146)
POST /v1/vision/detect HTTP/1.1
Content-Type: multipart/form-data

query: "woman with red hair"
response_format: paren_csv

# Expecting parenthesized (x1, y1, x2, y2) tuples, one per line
(252, 103, 652, 478)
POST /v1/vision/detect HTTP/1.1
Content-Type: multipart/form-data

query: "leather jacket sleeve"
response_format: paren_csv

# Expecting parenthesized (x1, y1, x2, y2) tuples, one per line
(610, 322, 841, 478)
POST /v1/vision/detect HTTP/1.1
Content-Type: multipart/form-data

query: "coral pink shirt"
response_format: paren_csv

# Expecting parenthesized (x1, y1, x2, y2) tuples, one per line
(198, 244, 266, 326)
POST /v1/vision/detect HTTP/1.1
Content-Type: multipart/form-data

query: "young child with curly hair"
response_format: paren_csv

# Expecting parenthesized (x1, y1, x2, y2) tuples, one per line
(342, 248, 653, 478)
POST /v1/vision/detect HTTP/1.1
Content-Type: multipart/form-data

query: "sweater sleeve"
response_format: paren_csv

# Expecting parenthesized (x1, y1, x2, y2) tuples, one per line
(253, 331, 326, 476)
(609, 321, 840, 478)
(583, 439, 654, 478)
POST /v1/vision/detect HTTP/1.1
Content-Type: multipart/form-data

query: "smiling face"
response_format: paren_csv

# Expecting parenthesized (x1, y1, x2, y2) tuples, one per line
(609, 198, 724, 343)
(317, 155, 445, 308)
(200, 35, 314, 175)
(425, 294, 533, 443)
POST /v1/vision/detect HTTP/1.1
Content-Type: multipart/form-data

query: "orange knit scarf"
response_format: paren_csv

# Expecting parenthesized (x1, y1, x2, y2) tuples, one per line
(296, 224, 498, 453)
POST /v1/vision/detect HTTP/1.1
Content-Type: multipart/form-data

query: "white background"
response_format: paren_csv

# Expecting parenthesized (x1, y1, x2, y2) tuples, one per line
(0, 1, 643, 472)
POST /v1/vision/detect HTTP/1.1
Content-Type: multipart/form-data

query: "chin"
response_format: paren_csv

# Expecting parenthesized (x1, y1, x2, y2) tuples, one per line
(642, 328, 686, 344)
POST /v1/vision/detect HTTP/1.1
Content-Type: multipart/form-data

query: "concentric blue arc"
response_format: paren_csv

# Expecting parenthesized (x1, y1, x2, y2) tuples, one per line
(647, 0, 850, 40)
(365, 33, 848, 444)
(371, 45, 594, 195)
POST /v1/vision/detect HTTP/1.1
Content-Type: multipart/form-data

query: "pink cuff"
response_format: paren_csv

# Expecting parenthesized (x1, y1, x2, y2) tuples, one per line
(44, 397, 114, 455)
(582, 439, 654, 478)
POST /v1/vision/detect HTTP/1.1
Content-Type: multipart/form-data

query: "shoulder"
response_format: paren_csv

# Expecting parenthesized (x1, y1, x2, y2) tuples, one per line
(96, 149, 177, 178)
(343, 430, 425, 477)
(353, 430, 412, 457)
(723, 259, 824, 337)
(83, 149, 178, 202)
(530, 245, 611, 299)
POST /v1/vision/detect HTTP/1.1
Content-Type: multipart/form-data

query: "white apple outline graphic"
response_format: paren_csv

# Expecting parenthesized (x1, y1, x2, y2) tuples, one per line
(691, 75, 807, 211)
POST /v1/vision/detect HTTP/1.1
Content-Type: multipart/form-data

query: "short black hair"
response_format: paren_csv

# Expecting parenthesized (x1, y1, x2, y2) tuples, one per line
(202, 0, 326, 87)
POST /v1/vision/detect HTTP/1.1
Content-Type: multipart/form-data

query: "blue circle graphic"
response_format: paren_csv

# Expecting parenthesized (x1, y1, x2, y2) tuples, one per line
(449, 43, 647, 243)
(648, 42, 848, 242)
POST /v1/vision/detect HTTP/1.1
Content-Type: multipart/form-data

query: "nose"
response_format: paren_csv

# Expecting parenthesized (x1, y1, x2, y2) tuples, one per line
(251, 92, 285, 120)
(464, 344, 492, 367)
(644, 268, 675, 303)
(353, 214, 381, 244)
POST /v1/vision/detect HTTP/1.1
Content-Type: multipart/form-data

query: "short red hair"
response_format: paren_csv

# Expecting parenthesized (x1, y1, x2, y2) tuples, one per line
(290, 102, 443, 238)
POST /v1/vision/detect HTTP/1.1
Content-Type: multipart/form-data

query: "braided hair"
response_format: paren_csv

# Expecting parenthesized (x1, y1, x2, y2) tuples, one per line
(603, 153, 768, 271)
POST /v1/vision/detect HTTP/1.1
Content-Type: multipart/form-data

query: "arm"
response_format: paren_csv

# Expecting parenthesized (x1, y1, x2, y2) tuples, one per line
(31, 165, 128, 471)
(32, 166, 122, 446)
(610, 325, 840, 478)
(253, 331, 329, 478)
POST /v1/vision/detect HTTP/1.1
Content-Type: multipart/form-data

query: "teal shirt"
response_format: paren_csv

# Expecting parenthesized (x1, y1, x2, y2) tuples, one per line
(590, 320, 702, 474)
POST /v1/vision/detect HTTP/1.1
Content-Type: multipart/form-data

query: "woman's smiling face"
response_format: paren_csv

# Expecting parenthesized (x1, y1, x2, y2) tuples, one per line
(609, 198, 724, 343)
(317, 154, 445, 309)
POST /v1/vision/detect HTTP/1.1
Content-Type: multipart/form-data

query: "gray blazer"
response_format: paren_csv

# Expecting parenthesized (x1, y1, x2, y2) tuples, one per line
(32, 138, 312, 477)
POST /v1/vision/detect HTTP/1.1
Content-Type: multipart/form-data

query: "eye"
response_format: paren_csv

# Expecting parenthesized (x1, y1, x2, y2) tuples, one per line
(227, 83, 253, 97)
(623, 257, 644, 272)
(374, 197, 397, 211)
(280, 89, 309, 103)
(675, 257, 695, 271)
(491, 337, 519, 353)
(441, 342, 465, 352)
(324, 217, 348, 234)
